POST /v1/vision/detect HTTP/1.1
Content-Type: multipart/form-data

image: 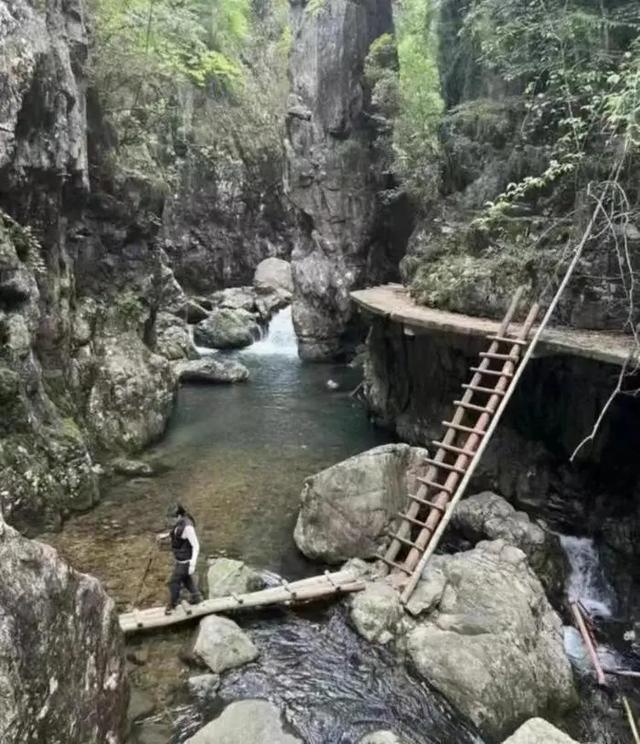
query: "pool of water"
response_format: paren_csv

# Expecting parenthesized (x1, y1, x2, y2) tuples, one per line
(43, 308, 390, 608)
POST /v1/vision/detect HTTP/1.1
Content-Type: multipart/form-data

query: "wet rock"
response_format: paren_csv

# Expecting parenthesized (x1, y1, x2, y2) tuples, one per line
(194, 308, 261, 349)
(254, 257, 293, 299)
(294, 443, 429, 562)
(128, 687, 155, 723)
(134, 720, 173, 744)
(185, 699, 302, 744)
(500, 718, 579, 743)
(207, 558, 264, 598)
(350, 580, 403, 644)
(210, 286, 258, 312)
(452, 491, 567, 599)
(86, 332, 177, 452)
(358, 732, 408, 744)
(0, 514, 127, 743)
(405, 540, 576, 740)
(191, 616, 259, 673)
(155, 311, 200, 361)
(112, 457, 154, 477)
(187, 673, 220, 699)
(175, 358, 250, 384)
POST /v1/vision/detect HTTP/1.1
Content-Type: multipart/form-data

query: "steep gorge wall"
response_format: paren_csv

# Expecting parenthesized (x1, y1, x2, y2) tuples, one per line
(285, 0, 411, 360)
(0, 0, 183, 532)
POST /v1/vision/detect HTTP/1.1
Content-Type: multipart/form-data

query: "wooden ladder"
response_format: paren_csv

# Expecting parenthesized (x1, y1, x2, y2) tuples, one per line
(381, 287, 540, 602)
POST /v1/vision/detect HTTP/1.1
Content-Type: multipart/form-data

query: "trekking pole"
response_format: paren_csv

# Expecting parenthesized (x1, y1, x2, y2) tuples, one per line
(132, 537, 157, 609)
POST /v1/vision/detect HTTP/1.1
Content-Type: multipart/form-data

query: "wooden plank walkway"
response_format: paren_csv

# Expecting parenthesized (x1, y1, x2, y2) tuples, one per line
(351, 284, 636, 367)
(119, 570, 364, 634)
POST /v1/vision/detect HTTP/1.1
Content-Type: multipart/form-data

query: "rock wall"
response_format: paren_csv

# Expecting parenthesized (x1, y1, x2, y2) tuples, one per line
(0, 513, 127, 743)
(0, 0, 182, 531)
(285, 0, 411, 360)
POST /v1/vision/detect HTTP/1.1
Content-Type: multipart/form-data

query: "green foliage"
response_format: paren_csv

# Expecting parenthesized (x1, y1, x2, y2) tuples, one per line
(463, 0, 640, 222)
(306, 0, 327, 18)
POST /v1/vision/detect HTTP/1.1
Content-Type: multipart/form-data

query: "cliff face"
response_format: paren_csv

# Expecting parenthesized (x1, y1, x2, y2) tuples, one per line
(285, 0, 409, 360)
(0, 0, 181, 532)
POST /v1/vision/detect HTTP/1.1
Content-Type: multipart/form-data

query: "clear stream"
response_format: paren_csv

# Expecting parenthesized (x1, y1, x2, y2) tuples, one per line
(44, 309, 485, 744)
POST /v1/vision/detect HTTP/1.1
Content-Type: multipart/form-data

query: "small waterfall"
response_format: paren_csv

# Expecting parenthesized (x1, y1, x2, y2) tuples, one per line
(560, 535, 616, 618)
(244, 306, 298, 357)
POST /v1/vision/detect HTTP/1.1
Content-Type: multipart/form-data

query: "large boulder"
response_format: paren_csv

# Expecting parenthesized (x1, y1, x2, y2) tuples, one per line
(350, 580, 403, 645)
(405, 540, 577, 740)
(210, 286, 258, 313)
(501, 718, 580, 744)
(154, 311, 199, 361)
(191, 616, 258, 673)
(194, 308, 261, 349)
(175, 358, 250, 384)
(253, 258, 293, 299)
(294, 443, 429, 562)
(452, 491, 567, 598)
(185, 699, 302, 744)
(86, 332, 177, 452)
(206, 558, 263, 598)
(0, 515, 127, 743)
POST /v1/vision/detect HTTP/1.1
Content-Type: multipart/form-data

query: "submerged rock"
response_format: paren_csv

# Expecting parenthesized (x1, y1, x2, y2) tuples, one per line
(452, 491, 567, 599)
(191, 616, 258, 673)
(207, 558, 263, 598)
(185, 699, 302, 743)
(175, 358, 249, 384)
(294, 443, 429, 562)
(111, 457, 154, 477)
(501, 717, 579, 743)
(194, 308, 261, 349)
(0, 515, 127, 743)
(405, 540, 576, 740)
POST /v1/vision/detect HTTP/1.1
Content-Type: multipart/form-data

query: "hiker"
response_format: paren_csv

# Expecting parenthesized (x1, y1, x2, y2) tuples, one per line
(157, 503, 202, 614)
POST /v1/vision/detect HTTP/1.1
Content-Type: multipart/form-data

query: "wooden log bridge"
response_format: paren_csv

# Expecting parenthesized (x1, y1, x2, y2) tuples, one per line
(119, 569, 364, 634)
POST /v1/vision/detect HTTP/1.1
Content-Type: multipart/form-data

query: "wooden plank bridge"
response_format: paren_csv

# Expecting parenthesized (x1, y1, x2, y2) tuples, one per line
(119, 569, 364, 634)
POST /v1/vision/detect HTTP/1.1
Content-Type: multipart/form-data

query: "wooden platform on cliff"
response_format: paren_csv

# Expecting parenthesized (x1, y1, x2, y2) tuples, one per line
(119, 570, 364, 634)
(351, 284, 635, 367)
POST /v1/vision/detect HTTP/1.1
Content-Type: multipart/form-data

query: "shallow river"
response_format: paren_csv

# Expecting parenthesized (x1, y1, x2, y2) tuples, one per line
(43, 309, 485, 744)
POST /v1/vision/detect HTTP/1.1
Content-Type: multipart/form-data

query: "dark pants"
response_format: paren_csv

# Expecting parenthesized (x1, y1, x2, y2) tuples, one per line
(168, 562, 201, 607)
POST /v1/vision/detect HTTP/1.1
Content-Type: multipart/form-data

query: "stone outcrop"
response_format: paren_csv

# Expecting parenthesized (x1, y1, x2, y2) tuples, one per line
(254, 257, 293, 300)
(175, 358, 250, 384)
(194, 308, 261, 349)
(285, 0, 408, 360)
(0, 515, 127, 743)
(294, 443, 428, 562)
(185, 699, 302, 744)
(500, 718, 579, 744)
(404, 540, 576, 740)
(191, 616, 259, 673)
(452, 491, 567, 599)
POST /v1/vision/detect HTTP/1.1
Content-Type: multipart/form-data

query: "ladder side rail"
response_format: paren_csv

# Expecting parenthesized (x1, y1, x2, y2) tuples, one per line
(400, 302, 540, 602)
(383, 287, 525, 565)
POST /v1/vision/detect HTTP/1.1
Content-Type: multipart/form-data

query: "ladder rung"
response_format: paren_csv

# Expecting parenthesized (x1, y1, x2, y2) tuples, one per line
(462, 383, 506, 397)
(386, 530, 423, 550)
(487, 335, 528, 346)
(453, 399, 493, 414)
(379, 555, 413, 575)
(397, 512, 433, 530)
(442, 420, 486, 436)
(416, 476, 453, 494)
(423, 457, 467, 475)
(470, 366, 514, 378)
(433, 440, 477, 458)
(408, 493, 447, 513)
(480, 351, 519, 361)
